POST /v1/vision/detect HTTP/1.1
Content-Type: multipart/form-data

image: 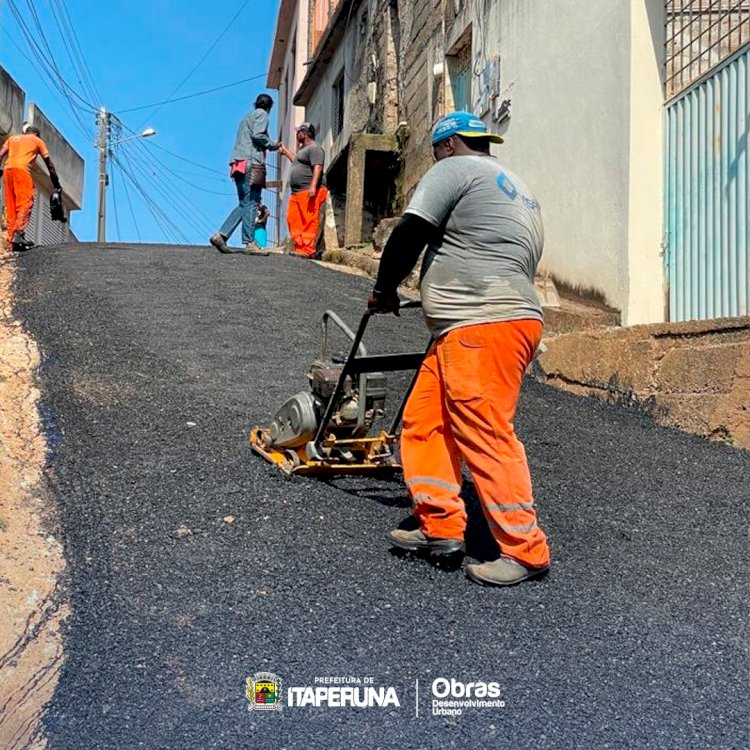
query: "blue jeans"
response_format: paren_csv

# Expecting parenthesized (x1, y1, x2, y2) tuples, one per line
(218, 168, 261, 244)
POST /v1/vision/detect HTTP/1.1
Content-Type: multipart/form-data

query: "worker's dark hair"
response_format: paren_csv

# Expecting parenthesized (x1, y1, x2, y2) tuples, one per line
(25, 125, 41, 136)
(254, 93, 274, 111)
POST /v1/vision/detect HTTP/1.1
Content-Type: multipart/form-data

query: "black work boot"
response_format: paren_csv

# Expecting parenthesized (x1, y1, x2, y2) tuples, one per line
(209, 232, 233, 254)
(11, 231, 32, 251)
(387, 529, 465, 556)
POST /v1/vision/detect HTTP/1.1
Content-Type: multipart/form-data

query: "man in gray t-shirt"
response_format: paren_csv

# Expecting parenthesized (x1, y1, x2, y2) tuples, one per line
(279, 122, 328, 258)
(369, 111, 550, 587)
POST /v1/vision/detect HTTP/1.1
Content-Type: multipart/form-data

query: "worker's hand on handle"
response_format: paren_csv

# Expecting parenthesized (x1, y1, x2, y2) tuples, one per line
(367, 289, 401, 316)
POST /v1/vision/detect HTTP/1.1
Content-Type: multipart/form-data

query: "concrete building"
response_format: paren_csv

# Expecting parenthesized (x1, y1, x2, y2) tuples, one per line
(268, 1, 749, 325)
(266, 0, 310, 245)
(0, 66, 84, 246)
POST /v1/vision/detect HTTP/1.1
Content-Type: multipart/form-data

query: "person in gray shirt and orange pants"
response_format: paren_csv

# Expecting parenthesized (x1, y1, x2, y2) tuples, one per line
(368, 111, 550, 587)
(278, 122, 328, 258)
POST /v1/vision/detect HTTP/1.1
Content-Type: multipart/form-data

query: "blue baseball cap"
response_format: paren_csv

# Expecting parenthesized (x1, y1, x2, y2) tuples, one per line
(431, 111, 503, 145)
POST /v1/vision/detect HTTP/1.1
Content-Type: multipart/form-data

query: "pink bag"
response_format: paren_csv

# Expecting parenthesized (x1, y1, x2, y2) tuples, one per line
(230, 159, 247, 177)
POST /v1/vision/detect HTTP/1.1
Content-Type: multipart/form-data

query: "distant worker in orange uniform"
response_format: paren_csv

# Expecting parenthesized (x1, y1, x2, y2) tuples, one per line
(368, 111, 549, 587)
(0, 124, 61, 250)
(278, 122, 328, 258)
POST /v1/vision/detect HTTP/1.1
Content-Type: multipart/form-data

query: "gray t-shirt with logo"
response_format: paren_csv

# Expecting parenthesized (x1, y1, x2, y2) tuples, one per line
(405, 154, 544, 338)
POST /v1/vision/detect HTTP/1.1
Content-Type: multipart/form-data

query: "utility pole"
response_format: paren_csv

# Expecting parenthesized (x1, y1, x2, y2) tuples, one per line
(96, 107, 110, 243)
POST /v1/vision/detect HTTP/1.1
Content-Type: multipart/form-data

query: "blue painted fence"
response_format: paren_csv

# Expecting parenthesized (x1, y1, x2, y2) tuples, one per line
(665, 45, 749, 321)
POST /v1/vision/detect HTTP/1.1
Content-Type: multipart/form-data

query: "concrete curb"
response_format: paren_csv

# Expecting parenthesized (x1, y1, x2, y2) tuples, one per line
(537, 316, 750, 449)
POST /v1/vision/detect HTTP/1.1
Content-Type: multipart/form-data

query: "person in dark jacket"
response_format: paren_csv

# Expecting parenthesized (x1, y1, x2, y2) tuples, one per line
(210, 93, 280, 255)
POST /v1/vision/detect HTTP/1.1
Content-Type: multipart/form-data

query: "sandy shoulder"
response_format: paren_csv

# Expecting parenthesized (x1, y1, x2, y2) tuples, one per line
(0, 248, 68, 750)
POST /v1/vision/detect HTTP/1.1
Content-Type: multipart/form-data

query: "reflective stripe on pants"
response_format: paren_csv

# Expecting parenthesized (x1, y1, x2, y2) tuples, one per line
(401, 319, 550, 568)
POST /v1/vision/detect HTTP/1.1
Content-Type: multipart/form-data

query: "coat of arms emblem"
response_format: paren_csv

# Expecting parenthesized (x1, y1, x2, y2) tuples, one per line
(246, 672, 283, 711)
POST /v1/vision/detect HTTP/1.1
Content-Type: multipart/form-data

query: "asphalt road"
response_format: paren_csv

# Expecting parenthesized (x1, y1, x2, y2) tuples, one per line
(16, 243, 750, 750)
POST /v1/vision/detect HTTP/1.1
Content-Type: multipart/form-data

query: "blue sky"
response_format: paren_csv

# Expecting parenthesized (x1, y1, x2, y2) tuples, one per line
(0, 0, 282, 245)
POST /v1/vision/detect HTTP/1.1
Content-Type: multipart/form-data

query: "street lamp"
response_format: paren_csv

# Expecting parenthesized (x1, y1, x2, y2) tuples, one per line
(111, 127, 157, 146)
(96, 107, 157, 243)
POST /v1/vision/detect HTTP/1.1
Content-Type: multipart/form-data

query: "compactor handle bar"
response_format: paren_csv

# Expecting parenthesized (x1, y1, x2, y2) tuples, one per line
(321, 300, 421, 359)
(311, 299, 423, 451)
(322, 311, 368, 359)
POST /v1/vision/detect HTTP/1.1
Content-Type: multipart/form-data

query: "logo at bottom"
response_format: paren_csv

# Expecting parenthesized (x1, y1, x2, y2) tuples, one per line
(246, 672, 283, 711)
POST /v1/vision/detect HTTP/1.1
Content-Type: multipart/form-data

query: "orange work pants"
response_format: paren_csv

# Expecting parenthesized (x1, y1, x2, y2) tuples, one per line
(287, 187, 328, 258)
(401, 319, 550, 568)
(3, 168, 35, 244)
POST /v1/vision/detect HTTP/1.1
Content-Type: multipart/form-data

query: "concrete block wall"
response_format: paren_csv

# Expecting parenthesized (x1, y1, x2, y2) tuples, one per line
(399, 0, 442, 199)
(538, 318, 750, 449)
(0, 67, 25, 138)
(28, 103, 84, 210)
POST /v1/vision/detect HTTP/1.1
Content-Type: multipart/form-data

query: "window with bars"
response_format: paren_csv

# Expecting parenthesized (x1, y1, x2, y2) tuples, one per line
(666, 0, 750, 98)
(333, 71, 345, 137)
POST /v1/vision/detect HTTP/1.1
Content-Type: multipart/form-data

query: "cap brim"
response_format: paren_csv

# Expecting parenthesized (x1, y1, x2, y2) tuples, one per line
(456, 130, 504, 144)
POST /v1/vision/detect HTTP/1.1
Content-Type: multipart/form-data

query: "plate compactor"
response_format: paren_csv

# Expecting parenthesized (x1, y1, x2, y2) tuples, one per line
(250, 301, 425, 476)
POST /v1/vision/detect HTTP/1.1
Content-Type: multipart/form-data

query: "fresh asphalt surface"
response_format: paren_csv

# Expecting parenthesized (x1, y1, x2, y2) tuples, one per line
(15, 243, 749, 750)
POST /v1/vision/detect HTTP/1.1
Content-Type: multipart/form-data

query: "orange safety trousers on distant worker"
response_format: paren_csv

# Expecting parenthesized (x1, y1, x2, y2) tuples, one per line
(287, 186, 328, 258)
(401, 318, 550, 568)
(3, 168, 35, 244)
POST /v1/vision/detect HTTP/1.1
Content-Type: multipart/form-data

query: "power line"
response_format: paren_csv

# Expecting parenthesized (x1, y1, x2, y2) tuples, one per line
(137, 0, 253, 127)
(120, 141, 213, 237)
(0, 28, 91, 141)
(48, 0, 103, 107)
(135, 143, 233, 196)
(56, 0, 102, 103)
(118, 160, 142, 242)
(125, 138, 215, 231)
(116, 73, 267, 114)
(5, 0, 96, 142)
(7, 0, 97, 112)
(113, 152, 188, 244)
(115, 150, 185, 242)
(110, 162, 122, 240)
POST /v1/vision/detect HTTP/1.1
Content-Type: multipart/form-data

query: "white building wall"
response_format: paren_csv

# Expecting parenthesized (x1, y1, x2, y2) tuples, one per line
(303, 25, 357, 168)
(478, 0, 632, 314)
(465, 0, 666, 324)
(274, 1, 309, 243)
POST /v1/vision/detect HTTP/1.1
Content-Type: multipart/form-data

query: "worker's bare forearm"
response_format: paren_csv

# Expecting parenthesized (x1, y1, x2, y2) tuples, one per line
(310, 165, 323, 192)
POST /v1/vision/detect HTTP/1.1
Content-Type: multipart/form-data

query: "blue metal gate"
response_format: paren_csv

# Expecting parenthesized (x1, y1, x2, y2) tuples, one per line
(665, 45, 749, 322)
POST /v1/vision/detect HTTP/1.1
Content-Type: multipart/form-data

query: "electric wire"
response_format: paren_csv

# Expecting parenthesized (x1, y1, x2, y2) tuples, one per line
(133, 140, 233, 197)
(5, 0, 96, 141)
(112, 155, 174, 241)
(0, 28, 92, 141)
(7, 0, 97, 112)
(53, 0, 103, 104)
(110, 161, 122, 240)
(118, 159, 142, 242)
(48, 0, 103, 107)
(137, 0, 253, 128)
(120, 141, 213, 237)
(125, 139, 217, 231)
(113, 151, 189, 243)
(116, 73, 267, 114)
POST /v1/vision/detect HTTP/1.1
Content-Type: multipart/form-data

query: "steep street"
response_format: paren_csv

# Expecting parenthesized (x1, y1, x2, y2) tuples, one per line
(15, 243, 750, 750)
